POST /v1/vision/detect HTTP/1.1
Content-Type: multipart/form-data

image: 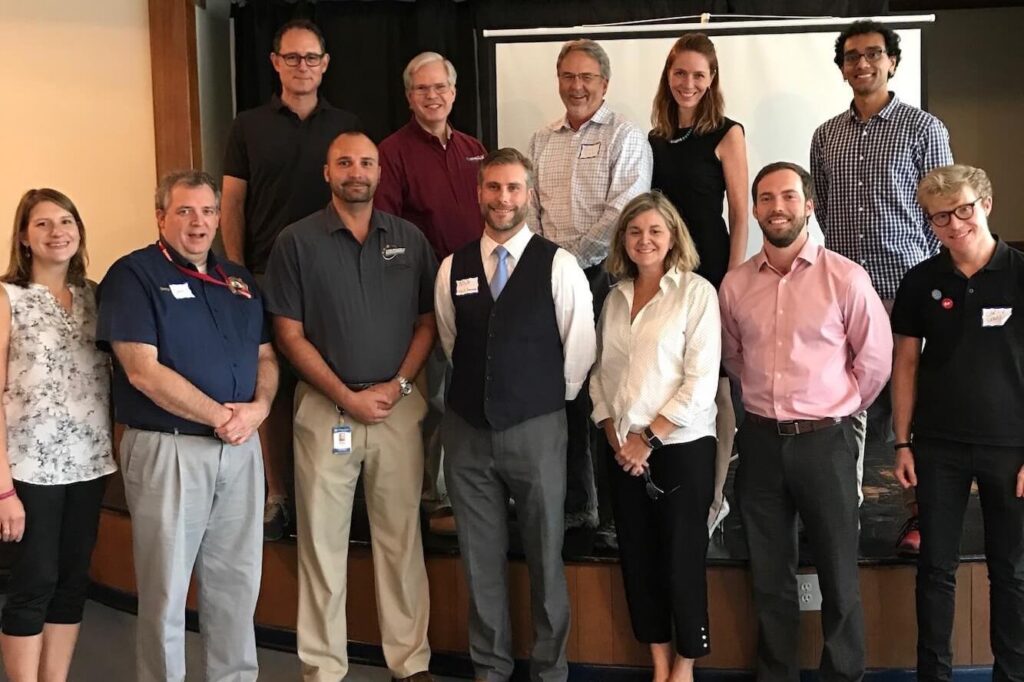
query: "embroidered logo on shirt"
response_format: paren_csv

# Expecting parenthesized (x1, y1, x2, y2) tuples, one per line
(382, 245, 407, 261)
(466, 155, 485, 162)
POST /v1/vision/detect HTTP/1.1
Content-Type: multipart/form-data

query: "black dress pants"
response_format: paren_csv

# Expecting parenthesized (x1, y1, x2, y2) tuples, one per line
(609, 437, 715, 657)
(915, 437, 1024, 682)
(735, 418, 864, 682)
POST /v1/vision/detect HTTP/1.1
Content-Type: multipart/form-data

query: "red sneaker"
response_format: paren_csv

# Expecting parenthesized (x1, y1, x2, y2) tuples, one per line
(896, 515, 921, 555)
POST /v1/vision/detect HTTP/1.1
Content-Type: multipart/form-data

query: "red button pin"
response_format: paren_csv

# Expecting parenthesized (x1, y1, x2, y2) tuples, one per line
(941, 297, 954, 310)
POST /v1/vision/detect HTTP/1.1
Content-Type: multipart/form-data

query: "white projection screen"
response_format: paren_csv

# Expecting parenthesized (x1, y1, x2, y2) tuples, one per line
(483, 16, 933, 255)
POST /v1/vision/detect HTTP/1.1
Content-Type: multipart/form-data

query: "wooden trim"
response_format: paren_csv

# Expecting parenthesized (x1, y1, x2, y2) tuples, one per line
(148, 0, 202, 177)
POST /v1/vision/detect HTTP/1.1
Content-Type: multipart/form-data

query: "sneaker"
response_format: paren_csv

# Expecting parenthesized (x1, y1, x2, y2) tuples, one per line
(595, 520, 618, 550)
(707, 498, 730, 538)
(896, 515, 921, 555)
(263, 496, 290, 542)
(564, 508, 599, 530)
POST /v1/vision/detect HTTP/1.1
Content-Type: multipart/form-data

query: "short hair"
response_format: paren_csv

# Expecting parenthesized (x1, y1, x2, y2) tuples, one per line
(751, 161, 815, 203)
(556, 39, 611, 80)
(478, 148, 535, 190)
(651, 33, 725, 138)
(4, 188, 89, 288)
(155, 170, 220, 212)
(403, 51, 457, 90)
(917, 164, 993, 205)
(834, 20, 901, 71)
(606, 191, 700, 279)
(273, 19, 326, 54)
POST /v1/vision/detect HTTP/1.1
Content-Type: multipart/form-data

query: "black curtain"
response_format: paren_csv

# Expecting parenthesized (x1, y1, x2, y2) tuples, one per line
(231, 0, 888, 145)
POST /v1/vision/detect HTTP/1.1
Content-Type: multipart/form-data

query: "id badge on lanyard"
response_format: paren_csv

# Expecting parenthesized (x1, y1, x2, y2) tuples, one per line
(332, 409, 352, 455)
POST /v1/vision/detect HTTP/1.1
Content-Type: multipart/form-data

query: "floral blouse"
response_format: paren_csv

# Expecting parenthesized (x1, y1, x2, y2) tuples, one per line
(2, 282, 115, 484)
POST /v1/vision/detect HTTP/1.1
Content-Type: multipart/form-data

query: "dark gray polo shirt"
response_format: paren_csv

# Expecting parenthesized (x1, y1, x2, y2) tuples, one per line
(263, 204, 437, 384)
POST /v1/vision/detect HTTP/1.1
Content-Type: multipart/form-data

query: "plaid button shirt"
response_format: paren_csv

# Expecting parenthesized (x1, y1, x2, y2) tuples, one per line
(810, 93, 953, 300)
(528, 103, 652, 269)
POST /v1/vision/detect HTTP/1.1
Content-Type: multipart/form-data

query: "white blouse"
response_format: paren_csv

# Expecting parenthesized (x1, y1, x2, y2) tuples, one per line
(2, 282, 116, 485)
(590, 267, 721, 446)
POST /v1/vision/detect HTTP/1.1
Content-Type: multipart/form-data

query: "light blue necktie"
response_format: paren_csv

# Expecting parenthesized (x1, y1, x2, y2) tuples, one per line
(491, 245, 509, 300)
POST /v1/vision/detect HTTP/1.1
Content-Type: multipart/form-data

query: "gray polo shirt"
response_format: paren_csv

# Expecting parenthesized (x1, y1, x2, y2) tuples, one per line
(263, 204, 437, 384)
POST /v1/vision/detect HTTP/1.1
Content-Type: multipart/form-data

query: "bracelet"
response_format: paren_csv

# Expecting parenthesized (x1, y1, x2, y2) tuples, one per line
(0, 488, 17, 501)
(894, 442, 913, 450)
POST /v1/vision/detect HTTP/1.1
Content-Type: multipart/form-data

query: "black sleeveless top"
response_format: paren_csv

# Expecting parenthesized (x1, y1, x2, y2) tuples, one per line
(650, 117, 743, 289)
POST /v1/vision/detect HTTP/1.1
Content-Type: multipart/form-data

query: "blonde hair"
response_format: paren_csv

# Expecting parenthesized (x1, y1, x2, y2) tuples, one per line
(917, 164, 993, 205)
(4, 188, 88, 288)
(606, 192, 699, 279)
(651, 33, 725, 138)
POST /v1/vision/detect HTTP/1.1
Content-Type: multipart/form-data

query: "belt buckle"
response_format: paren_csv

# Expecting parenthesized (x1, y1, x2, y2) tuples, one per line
(777, 420, 800, 437)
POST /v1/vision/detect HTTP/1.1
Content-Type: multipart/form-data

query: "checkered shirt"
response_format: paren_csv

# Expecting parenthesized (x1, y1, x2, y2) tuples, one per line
(528, 103, 652, 269)
(810, 94, 953, 300)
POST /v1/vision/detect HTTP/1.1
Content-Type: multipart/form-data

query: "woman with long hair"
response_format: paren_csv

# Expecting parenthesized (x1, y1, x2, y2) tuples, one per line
(591, 192, 720, 682)
(650, 33, 749, 534)
(0, 189, 115, 681)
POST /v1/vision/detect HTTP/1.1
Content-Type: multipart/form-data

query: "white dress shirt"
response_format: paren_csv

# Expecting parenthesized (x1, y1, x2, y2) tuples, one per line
(590, 267, 720, 445)
(435, 225, 597, 400)
(528, 103, 653, 269)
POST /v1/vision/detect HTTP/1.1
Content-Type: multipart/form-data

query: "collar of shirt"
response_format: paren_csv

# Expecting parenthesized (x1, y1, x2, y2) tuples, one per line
(550, 101, 614, 133)
(934, 235, 1010, 274)
(322, 203, 391, 237)
(753, 235, 820, 274)
(270, 93, 334, 119)
(157, 238, 220, 273)
(480, 224, 535, 265)
(405, 117, 454, 147)
(613, 265, 685, 300)
(845, 91, 901, 122)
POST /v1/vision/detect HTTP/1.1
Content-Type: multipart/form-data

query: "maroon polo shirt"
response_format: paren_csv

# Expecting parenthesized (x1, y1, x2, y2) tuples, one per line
(377, 118, 487, 260)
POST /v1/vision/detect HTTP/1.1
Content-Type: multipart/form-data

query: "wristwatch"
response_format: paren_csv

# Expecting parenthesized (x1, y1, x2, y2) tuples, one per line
(396, 375, 413, 397)
(642, 426, 664, 449)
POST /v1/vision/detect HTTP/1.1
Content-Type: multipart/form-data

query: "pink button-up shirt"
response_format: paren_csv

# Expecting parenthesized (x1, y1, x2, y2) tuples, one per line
(719, 237, 893, 421)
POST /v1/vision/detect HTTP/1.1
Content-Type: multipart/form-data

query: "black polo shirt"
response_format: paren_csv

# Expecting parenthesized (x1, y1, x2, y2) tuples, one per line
(222, 95, 361, 274)
(263, 205, 437, 384)
(96, 242, 271, 436)
(892, 237, 1024, 446)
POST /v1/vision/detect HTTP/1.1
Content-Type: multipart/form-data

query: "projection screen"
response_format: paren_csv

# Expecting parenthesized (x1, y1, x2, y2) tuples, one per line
(481, 16, 934, 255)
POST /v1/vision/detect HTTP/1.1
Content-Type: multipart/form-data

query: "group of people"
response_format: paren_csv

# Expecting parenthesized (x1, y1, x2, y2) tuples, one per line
(0, 14, 1020, 682)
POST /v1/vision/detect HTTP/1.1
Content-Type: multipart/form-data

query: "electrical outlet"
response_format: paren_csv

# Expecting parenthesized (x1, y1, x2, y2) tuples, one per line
(797, 573, 822, 611)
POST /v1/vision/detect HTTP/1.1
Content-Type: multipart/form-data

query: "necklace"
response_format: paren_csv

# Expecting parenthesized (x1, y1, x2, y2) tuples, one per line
(669, 127, 694, 144)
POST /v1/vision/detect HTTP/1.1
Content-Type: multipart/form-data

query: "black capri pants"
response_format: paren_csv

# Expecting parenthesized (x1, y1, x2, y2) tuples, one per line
(609, 436, 716, 658)
(1, 476, 109, 636)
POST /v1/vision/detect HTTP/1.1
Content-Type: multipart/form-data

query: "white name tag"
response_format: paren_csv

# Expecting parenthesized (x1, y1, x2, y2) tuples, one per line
(332, 425, 352, 454)
(579, 142, 601, 159)
(455, 277, 479, 296)
(982, 307, 1012, 327)
(169, 283, 194, 299)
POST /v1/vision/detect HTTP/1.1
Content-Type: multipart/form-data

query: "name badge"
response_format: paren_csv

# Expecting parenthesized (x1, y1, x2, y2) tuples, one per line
(982, 307, 1012, 327)
(579, 142, 601, 159)
(455, 277, 479, 296)
(382, 245, 406, 260)
(332, 425, 352, 454)
(169, 283, 194, 299)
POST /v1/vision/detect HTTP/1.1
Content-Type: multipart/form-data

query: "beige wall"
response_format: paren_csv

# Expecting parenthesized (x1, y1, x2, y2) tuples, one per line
(0, 0, 157, 280)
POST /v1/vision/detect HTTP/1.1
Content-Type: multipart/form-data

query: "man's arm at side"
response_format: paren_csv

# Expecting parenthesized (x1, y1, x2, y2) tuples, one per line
(551, 249, 596, 399)
(220, 175, 248, 265)
(112, 341, 232, 428)
(843, 269, 894, 410)
(891, 334, 921, 488)
(434, 256, 456, 361)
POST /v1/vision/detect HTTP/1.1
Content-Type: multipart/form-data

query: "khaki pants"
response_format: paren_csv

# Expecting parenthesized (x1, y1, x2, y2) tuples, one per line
(293, 381, 431, 681)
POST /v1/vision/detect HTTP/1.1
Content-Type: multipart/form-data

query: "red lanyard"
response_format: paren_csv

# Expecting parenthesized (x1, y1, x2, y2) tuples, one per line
(155, 241, 252, 298)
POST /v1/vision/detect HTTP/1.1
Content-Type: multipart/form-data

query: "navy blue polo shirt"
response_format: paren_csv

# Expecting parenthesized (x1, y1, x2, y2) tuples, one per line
(97, 242, 271, 436)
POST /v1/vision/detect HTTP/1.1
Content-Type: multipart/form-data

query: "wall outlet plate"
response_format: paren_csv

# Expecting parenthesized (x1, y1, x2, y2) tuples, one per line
(797, 573, 823, 611)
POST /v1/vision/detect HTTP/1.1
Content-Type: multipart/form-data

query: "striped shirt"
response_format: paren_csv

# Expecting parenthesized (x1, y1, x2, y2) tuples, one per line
(528, 103, 652, 269)
(810, 93, 953, 300)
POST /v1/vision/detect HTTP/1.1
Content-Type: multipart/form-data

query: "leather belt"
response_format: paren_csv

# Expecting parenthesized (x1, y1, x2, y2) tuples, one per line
(746, 412, 849, 437)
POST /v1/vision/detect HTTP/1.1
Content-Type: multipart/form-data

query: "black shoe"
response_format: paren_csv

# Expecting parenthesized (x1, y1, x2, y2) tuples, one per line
(263, 496, 290, 541)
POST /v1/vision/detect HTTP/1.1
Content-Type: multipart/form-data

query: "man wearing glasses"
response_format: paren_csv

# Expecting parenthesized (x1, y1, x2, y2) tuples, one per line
(810, 19, 954, 554)
(220, 18, 360, 542)
(720, 162, 892, 682)
(528, 38, 652, 537)
(891, 165, 1024, 681)
(376, 52, 487, 537)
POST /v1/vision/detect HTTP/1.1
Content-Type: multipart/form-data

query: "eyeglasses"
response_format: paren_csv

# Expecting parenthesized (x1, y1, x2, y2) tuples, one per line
(842, 48, 887, 65)
(558, 72, 604, 85)
(642, 468, 680, 501)
(277, 52, 324, 67)
(926, 197, 987, 227)
(410, 83, 452, 97)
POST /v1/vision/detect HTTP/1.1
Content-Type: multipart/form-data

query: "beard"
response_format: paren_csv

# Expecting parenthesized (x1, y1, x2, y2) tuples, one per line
(482, 202, 529, 232)
(761, 214, 807, 248)
(334, 180, 375, 204)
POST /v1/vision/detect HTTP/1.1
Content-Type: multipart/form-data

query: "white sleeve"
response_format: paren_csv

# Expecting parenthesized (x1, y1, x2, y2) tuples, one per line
(433, 255, 456, 362)
(551, 248, 596, 399)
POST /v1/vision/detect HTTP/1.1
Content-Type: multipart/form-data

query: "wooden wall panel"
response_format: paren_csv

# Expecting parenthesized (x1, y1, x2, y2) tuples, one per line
(148, 0, 202, 177)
